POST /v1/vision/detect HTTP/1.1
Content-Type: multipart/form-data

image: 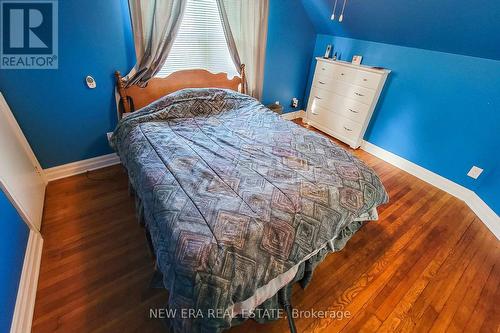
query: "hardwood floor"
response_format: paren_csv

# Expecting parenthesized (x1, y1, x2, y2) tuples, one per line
(32, 119, 500, 333)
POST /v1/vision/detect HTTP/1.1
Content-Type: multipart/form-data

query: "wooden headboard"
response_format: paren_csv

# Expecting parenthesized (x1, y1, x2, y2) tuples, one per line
(115, 64, 246, 117)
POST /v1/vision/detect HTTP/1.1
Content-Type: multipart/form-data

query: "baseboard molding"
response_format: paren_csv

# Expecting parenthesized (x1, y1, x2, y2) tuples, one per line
(43, 153, 120, 182)
(361, 141, 468, 199)
(10, 230, 43, 333)
(361, 140, 500, 240)
(281, 110, 306, 120)
(464, 191, 500, 240)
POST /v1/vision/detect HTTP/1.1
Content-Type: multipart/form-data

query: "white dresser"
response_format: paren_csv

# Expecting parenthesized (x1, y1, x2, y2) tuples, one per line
(305, 57, 390, 148)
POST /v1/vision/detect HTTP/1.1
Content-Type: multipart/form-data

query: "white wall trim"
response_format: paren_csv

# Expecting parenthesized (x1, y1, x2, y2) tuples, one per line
(10, 230, 43, 333)
(281, 110, 306, 120)
(361, 140, 500, 240)
(464, 191, 500, 240)
(43, 153, 120, 182)
(0, 93, 47, 186)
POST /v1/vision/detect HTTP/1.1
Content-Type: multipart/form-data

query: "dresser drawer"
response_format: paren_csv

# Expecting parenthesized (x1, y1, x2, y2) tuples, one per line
(308, 105, 363, 140)
(313, 78, 375, 105)
(344, 67, 382, 90)
(310, 87, 370, 124)
(308, 104, 335, 129)
(315, 62, 382, 90)
(336, 116, 363, 140)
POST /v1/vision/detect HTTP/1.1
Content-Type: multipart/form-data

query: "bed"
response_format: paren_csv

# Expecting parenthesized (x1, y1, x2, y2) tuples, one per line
(110, 67, 388, 332)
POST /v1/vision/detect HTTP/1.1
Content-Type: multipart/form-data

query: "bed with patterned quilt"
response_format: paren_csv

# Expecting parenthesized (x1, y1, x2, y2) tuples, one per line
(110, 88, 388, 332)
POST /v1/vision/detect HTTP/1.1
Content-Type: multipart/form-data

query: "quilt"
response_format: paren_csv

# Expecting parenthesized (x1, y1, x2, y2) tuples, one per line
(110, 88, 388, 332)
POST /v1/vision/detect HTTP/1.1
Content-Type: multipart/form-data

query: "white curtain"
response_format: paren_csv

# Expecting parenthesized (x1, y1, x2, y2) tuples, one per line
(216, 0, 241, 73)
(159, 0, 239, 78)
(124, 0, 186, 87)
(220, 0, 269, 99)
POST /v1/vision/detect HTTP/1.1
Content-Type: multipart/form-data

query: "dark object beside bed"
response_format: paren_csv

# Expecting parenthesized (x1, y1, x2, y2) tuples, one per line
(111, 88, 388, 332)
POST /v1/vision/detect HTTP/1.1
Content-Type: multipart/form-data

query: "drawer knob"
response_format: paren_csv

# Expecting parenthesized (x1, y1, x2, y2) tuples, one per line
(315, 96, 322, 100)
(318, 81, 326, 85)
(321, 68, 326, 70)
(354, 92, 364, 97)
(341, 73, 345, 76)
(344, 126, 353, 132)
(348, 108, 359, 113)
(363, 78, 368, 81)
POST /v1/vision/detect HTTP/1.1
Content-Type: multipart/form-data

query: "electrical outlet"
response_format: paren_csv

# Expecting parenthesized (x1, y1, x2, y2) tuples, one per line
(467, 166, 483, 179)
(291, 98, 299, 108)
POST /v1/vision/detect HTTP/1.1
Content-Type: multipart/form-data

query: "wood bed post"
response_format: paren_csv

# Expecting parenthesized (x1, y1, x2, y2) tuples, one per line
(240, 64, 247, 95)
(115, 71, 131, 116)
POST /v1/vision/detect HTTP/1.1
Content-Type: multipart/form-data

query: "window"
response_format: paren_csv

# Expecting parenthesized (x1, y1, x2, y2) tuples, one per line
(156, 0, 238, 78)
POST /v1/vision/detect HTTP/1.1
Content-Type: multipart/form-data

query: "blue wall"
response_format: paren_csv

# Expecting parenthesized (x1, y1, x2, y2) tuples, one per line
(475, 166, 500, 214)
(0, 0, 135, 168)
(262, 0, 316, 112)
(307, 35, 500, 213)
(0, 190, 30, 333)
(301, 0, 500, 61)
(0, 0, 313, 168)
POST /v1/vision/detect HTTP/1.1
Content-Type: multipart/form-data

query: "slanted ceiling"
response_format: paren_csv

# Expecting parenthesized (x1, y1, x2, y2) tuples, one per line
(301, 0, 500, 61)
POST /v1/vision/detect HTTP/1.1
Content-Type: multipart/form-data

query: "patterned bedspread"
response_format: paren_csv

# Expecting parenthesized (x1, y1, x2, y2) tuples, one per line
(111, 88, 388, 332)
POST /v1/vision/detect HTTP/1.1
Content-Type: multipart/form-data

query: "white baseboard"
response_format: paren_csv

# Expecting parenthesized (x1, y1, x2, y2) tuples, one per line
(43, 153, 120, 182)
(10, 230, 43, 333)
(361, 140, 500, 240)
(361, 141, 468, 199)
(464, 191, 500, 240)
(281, 110, 306, 120)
